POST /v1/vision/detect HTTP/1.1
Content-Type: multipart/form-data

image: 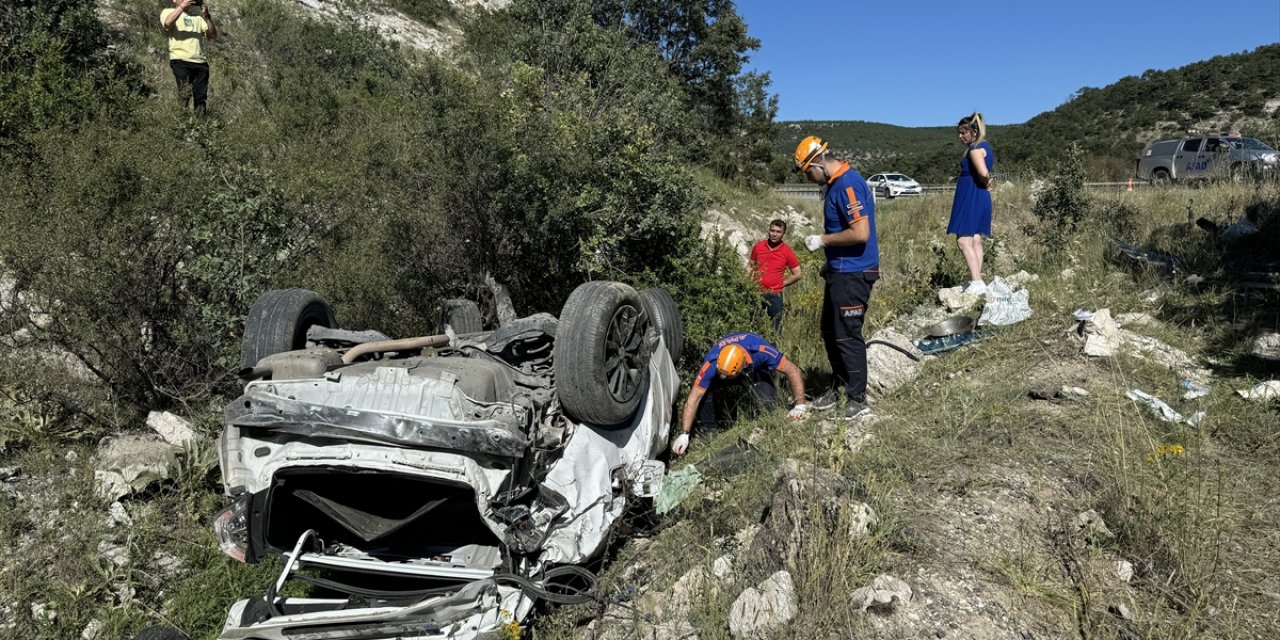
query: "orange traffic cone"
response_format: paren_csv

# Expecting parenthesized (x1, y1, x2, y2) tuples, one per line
(1126, 178, 1134, 192)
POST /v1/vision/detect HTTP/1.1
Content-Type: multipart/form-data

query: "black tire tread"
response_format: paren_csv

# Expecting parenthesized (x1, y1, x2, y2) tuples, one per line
(441, 299, 484, 334)
(239, 289, 337, 370)
(131, 626, 191, 640)
(638, 288, 683, 363)
(554, 282, 651, 426)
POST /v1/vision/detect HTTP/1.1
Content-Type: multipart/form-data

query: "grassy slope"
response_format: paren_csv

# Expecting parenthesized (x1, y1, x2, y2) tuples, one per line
(3, 4, 1279, 638)
(537, 182, 1280, 638)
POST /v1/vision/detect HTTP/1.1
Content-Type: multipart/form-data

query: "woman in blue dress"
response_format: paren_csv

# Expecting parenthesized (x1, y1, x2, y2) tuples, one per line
(947, 111, 995, 295)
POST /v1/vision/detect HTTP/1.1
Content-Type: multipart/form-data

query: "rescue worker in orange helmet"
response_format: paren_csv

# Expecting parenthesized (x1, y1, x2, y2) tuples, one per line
(793, 135, 880, 420)
(671, 332, 807, 456)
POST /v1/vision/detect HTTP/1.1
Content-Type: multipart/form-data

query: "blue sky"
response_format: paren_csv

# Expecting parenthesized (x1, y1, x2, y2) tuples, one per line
(735, 0, 1280, 127)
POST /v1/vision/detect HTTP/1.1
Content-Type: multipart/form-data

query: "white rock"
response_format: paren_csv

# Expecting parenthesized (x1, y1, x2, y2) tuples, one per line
(1114, 560, 1134, 583)
(93, 434, 179, 501)
(849, 574, 912, 612)
(939, 287, 982, 311)
(712, 555, 735, 582)
(108, 501, 132, 528)
(729, 571, 796, 638)
(81, 620, 105, 640)
(867, 328, 925, 395)
(1250, 333, 1280, 362)
(847, 502, 879, 537)
(147, 411, 197, 447)
(1004, 270, 1039, 288)
(1109, 603, 1134, 620)
(98, 540, 130, 568)
(31, 601, 56, 623)
(844, 424, 875, 454)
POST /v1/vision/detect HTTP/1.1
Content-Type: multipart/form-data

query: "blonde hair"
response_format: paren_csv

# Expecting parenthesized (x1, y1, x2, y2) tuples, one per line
(958, 111, 986, 143)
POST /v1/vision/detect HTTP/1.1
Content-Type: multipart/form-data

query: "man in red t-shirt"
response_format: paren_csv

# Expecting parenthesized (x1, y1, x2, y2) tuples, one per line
(748, 219, 804, 332)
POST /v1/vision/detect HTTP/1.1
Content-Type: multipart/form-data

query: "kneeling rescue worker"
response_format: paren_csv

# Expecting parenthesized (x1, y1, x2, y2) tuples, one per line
(671, 332, 807, 456)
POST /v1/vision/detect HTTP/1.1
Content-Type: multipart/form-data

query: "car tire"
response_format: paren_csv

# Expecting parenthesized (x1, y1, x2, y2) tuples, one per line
(130, 626, 191, 640)
(555, 281, 652, 427)
(240, 289, 337, 370)
(638, 288, 683, 363)
(1151, 168, 1171, 186)
(440, 299, 484, 334)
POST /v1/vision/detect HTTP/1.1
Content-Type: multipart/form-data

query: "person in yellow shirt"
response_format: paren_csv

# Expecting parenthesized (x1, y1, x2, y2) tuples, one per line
(161, 0, 218, 116)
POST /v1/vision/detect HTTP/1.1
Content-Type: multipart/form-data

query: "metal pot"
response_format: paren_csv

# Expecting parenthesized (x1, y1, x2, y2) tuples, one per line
(924, 316, 975, 338)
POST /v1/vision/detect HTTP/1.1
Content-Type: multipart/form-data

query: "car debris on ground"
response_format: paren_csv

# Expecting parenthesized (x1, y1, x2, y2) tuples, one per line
(137, 281, 687, 640)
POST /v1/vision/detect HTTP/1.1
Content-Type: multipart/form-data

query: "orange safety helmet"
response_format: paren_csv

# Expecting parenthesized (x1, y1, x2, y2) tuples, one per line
(716, 344, 751, 378)
(793, 135, 829, 172)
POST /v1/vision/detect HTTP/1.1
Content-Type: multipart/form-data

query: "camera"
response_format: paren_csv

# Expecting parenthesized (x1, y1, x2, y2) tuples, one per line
(190, 0, 203, 5)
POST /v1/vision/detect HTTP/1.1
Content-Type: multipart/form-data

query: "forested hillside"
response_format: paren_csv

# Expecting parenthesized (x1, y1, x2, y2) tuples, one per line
(0, 0, 776, 434)
(777, 44, 1280, 181)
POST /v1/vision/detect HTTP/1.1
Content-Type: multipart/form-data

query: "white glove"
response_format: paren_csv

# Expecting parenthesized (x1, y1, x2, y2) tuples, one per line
(804, 235, 824, 252)
(671, 432, 690, 456)
(788, 404, 807, 420)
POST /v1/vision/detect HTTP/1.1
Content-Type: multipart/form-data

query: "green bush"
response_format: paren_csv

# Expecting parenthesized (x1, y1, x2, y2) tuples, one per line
(0, 0, 773, 434)
(1030, 143, 1092, 252)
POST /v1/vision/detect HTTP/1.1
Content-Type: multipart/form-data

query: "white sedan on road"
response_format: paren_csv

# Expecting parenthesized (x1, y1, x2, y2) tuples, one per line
(867, 173, 923, 198)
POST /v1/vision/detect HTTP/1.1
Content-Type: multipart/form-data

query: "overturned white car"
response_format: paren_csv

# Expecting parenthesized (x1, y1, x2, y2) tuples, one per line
(207, 281, 682, 640)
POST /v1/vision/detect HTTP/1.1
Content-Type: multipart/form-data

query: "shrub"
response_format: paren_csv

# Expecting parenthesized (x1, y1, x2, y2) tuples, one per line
(1029, 143, 1092, 253)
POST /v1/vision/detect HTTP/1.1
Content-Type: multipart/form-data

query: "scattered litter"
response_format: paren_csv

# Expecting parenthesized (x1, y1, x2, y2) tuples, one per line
(1180, 380, 1210, 400)
(1126, 389, 1184, 423)
(914, 330, 995, 355)
(1029, 385, 1090, 403)
(1116, 312, 1157, 327)
(1186, 411, 1206, 427)
(1072, 309, 1094, 321)
(1236, 381, 1280, 401)
(1111, 239, 1185, 276)
(1060, 386, 1090, 400)
(1079, 309, 1122, 357)
(656, 465, 702, 515)
(978, 276, 1032, 326)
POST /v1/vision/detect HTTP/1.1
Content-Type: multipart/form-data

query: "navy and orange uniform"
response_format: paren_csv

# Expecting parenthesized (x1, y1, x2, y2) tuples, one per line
(820, 162, 879, 406)
(693, 332, 787, 389)
(691, 332, 785, 430)
(822, 162, 879, 273)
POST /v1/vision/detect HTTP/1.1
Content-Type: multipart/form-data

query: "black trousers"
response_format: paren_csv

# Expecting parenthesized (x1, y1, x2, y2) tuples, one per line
(170, 60, 210, 115)
(695, 369, 778, 431)
(821, 271, 878, 403)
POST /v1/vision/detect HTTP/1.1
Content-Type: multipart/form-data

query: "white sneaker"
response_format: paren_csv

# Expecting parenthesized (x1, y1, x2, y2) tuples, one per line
(963, 280, 987, 295)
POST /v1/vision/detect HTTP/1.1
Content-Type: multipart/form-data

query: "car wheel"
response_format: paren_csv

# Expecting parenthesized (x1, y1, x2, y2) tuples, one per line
(1151, 168, 1171, 186)
(1229, 162, 1253, 184)
(440, 299, 484, 334)
(638, 288, 683, 363)
(240, 289, 337, 370)
(130, 626, 191, 640)
(555, 281, 652, 427)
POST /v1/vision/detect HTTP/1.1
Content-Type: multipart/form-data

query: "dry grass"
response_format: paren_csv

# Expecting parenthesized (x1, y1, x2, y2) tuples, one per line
(537, 181, 1280, 639)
